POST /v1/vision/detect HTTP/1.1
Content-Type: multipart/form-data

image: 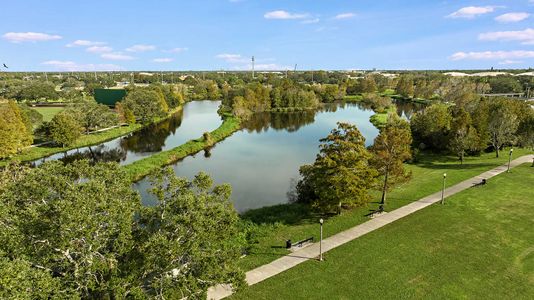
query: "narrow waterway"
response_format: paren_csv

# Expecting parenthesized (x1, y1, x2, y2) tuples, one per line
(33, 100, 222, 166)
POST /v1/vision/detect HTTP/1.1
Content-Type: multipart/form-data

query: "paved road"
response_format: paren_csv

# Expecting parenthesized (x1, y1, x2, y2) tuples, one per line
(207, 155, 534, 299)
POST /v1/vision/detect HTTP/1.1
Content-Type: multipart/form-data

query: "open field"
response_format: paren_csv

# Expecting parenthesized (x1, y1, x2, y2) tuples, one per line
(33, 106, 64, 122)
(232, 163, 534, 299)
(238, 148, 534, 271)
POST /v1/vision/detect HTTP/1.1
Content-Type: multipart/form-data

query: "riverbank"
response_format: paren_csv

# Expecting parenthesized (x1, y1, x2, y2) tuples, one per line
(0, 106, 183, 167)
(237, 148, 533, 271)
(123, 116, 241, 182)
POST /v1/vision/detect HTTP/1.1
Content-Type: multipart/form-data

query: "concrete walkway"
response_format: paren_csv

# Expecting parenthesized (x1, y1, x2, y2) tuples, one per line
(207, 155, 534, 300)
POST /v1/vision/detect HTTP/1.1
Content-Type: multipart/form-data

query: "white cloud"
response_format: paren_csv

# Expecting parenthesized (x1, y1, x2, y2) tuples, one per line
(101, 53, 135, 60)
(446, 6, 498, 19)
(450, 50, 534, 60)
(479, 28, 534, 45)
(86, 46, 113, 53)
(163, 47, 188, 53)
(153, 58, 174, 63)
(495, 12, 530, 23)
(126, 44, 156, 52)
(498, 60, 523, 65)
(334, 13, 356, 20)
(264, 10, 309, 20)
(66, 39, 105, 47)
(216, 53, 249, 63)
(3, 32, 62, 43)
(42, 60, 121, 71)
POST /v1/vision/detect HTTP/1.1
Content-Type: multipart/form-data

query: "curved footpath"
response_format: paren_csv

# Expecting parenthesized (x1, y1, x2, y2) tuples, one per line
(208, 154, 534, 300)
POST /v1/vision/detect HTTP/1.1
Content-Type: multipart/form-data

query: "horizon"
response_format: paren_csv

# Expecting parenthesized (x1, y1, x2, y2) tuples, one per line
(1, 0, 534, 71)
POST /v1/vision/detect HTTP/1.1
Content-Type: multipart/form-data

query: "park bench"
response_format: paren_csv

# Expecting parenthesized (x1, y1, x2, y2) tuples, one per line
(286, 237, 314, 249)
(472, 178, 487, 188)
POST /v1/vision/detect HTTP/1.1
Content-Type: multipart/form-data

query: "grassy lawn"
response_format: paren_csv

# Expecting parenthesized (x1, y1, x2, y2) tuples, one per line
(369, 106, 397, 128)
(33, 106, 64, 122)
(238, 148, 533, 271)
(233, 163, 534, 299)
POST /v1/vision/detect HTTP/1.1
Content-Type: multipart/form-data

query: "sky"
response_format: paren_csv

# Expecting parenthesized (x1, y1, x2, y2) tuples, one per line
(1, 0, 534, 71)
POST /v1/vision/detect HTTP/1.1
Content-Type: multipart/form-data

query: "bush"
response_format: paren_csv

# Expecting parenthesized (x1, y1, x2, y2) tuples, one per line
(48, 113, 82, 147)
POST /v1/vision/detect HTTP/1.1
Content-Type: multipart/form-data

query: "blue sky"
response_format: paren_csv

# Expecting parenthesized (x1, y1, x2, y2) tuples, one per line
(1, 0, 533, 71)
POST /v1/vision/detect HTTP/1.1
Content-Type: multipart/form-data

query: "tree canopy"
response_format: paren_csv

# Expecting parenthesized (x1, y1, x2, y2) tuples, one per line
(0, 162, 245, 298)
(297, 122, 377, 214)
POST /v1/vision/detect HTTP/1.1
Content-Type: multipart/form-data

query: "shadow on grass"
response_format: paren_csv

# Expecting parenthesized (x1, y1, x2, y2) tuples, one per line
(414, 162, 497, 170)
(241, 202, 319, 226)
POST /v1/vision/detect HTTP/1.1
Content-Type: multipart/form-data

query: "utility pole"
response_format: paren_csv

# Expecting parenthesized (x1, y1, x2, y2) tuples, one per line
(44, 72, 48, 82)
(252, 56, 255, 79)
(94, 71, 97, 81)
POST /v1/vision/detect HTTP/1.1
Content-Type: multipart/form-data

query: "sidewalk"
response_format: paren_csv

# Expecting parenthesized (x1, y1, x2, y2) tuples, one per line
(207, 154, 534, 300)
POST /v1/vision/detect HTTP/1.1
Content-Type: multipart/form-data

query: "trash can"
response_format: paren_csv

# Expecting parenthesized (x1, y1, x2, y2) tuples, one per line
(286, 239, 292, 249)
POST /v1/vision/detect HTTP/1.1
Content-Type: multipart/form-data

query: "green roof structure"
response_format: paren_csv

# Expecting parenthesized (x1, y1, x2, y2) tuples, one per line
(94, 88, 127, 107)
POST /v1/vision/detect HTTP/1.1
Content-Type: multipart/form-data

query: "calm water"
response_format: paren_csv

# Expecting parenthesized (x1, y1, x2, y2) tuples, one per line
(33, 101, 222, 166)
(135, 103, 382, 212)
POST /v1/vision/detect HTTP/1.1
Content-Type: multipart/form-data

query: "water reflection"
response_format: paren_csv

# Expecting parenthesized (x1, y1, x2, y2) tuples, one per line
(33, 101, 222, 166)
(119, 110, 184, 153)
(394, 100, 425, 120)
(135, 102, 384, 212)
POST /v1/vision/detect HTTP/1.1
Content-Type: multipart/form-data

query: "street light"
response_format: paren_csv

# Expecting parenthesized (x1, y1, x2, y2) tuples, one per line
(441, 173, 447, 205)
(507, 148, 514, 172)
(319, 218, 324, 261)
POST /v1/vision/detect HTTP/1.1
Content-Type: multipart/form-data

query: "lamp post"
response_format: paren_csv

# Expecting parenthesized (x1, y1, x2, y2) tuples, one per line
(319, 218, 324, 261)
(441, 173, 447, 205)
(507, 148, 513, 172)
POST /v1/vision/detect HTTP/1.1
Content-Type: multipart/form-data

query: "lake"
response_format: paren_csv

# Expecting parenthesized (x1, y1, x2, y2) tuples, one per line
(135, 102, 383, 212)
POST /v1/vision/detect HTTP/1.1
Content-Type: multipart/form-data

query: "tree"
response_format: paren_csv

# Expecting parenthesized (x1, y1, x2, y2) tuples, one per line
(0, 101, 33, 158)
(64, 100, 118, 133)
(18, 103, 44, 127)
(122, 88, 168, 123)
(448, 108, 479, 164)
(297, 123, 377, 214)
(48, 113, 82, 147)
(517, 113, 534, 149)
(116, 102, 136, 124)
(395, 75, 414, 98)
(370, 116, 412, 210)
(0, 161, 141, 298)
(410, 103, 451, 150)
(17, 81, 58, 102)
(136, 168, 245, 299)
(0, 162, 244, 298)
(361, 76, 377, 93)
(487, 101, 519, 157)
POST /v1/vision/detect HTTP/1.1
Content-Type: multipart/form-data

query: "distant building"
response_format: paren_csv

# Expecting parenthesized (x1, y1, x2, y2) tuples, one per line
(94, 88, 127, 107)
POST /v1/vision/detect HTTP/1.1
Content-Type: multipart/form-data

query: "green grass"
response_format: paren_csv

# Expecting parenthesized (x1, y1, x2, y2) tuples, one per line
(237, 148, 533, 271)
(123, 117, 241, 182)
(369, 106, 396, 128)
(33, 106, 64, 122)
(343, 95, 364, 102)
(233, 163, 534, 299)
(0, 125, 143, 166)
